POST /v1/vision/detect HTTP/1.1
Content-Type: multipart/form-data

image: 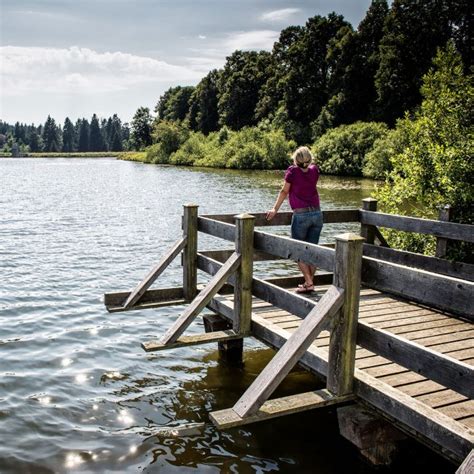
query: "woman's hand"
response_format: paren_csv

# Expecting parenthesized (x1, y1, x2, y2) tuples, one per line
(266, 208, 277, 221)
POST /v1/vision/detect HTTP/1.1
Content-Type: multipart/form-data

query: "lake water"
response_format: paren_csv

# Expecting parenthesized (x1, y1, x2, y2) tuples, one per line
(0, 158, 448, 473)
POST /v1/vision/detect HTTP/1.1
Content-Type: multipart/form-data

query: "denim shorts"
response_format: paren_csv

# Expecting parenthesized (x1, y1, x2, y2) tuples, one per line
(291, 210, 323, 245)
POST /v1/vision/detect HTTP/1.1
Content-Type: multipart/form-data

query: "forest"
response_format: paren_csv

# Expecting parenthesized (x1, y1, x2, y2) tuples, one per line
(1, 0, 472, 259)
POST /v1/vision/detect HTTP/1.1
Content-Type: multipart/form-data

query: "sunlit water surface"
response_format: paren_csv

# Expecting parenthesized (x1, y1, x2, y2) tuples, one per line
(0, 159, 450, 473)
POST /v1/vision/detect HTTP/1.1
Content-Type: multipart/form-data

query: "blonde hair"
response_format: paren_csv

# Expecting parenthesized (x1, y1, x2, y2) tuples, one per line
(292, 146, 314, 165)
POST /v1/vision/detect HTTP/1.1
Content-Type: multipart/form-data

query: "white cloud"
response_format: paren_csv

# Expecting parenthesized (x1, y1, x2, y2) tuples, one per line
(0, 46, 203, 97)
(260, 8, 300, 23)
(223, 30, 279, 52)
(198, 35, 207, 40)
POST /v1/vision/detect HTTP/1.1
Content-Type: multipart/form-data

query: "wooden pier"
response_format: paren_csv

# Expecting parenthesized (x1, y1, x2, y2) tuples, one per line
(104, 199, 473, 468)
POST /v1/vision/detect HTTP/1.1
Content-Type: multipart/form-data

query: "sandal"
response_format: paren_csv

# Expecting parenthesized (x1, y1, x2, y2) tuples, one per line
(296, 282, 314, 293)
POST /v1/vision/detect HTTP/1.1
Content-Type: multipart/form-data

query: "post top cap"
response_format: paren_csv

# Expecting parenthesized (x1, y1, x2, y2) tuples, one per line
(335, 233, 365, 242)
(362, 197, 377, 202)
(234, 213, 256, 220)
(184, 203, 199, 208)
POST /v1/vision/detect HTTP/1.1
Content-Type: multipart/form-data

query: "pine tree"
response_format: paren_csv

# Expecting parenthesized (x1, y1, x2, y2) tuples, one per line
(89, 114, 106, 151)
(42, 115, 60, 152)
(77, 119, 90, 152)
(62, 117, 75, 152)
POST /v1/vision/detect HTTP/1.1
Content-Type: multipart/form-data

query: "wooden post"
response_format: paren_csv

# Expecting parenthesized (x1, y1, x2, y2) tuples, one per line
(435, 204, 452, 258)
(203, 314, 243, 366)
(327, 233, 364, 396)
(233, 213, 255, 334)
(183, 203, 198, 301)
(361, 198, 377, 244)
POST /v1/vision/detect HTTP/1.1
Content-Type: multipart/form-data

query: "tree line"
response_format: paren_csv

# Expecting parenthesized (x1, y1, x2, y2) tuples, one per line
(129, 0, 470, 148)
(0, 114, 131, 153)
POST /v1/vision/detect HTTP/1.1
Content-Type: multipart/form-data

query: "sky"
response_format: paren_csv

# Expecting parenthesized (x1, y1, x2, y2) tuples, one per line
(0, 0, 375, 126)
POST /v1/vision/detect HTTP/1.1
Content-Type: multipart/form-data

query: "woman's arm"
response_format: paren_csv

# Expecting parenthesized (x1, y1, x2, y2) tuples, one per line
(266, 181, 291, 220)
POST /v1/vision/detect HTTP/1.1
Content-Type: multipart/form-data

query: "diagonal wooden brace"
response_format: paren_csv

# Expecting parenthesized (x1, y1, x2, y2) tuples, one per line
(123, 237, 187, 309)
(159, 252, 241, 345)
(142, 330, 241, 352)
(210, 388, 354, 429)
(232, 285, 345, 418)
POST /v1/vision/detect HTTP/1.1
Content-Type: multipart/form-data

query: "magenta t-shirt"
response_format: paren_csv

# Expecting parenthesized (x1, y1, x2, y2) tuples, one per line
(284, 164, 320, 210)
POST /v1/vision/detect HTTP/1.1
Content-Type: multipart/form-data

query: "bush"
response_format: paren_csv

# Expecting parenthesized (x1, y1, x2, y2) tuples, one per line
(167, 126, 294, 170)
(362, 128, 407, 179)
(148, 120, 189, 164)
(313, 121, 389, 175)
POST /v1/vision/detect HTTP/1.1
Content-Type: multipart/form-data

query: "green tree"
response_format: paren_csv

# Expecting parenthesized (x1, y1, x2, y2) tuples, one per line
(376, 43, 473, 260)
(187, 70, 220, 134)
(109, 114, 123, 151)
(156, 86, 195, 122)
(77, 118, 90, 152)
(375, 0, 470, 124)
(62, 117, 75, 152)
(28, 130, 42, 152)
(89, 114, 106, 151)
(130, 107, 152, 150)
(42, 115, 61, 152)
(217, 50, 272, 130)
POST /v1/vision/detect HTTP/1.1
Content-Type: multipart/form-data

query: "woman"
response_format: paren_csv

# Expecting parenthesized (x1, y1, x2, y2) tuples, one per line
(266, 146, 323, 293)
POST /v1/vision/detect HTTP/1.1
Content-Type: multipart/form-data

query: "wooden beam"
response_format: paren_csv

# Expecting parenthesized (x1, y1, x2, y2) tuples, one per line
(357, 322, 474, 399)
(206, 296, 472, 461)
(456, 449, 474, 474)
(328, 233, 364, 396)
(210, 389, 354, 429)
(374, 227, 390, 247)
(198, 216, 235, 242)
(436, 205, 453, 258)
(142, 330, 240, 352)
(253, 229, 335, 272)
(122, 237, 186, 309)
(360, 210, 474, 243)
(361, 257, 474, 319)
(183, 204, 198, 301)
(232, 285, 344, 418)
(104, 286, 184, 311)
(361, 198, 377, 245)
(233, 214, 255, 334)
(160, 252, 241, 344)
(201, 209, 360, 227)
(363, 244, 474, 282)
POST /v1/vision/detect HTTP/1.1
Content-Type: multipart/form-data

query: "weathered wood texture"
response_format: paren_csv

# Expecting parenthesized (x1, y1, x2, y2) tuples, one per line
(206, 294, 474, 462)
(233, 285, 344, 417)
(363, 244, 474, 282)
(104, 286, 185, 312)
(361, 257, 474, 320)
(357, 322, 474, 399)
(201, 209, 359, 227)
(360, 210, 474, 243)
(328, 234, 364, 395)
(361, 198, 378, 245)
(183, 204, 198, 301)
(436, 205, 453, 258)
(234, 214, 255, 334)
(142, 330, 240, 352)
(211, 389, 354, 429)
(456, 449, 474, 474)
(160, 252, 241, 344)
(122, 237, 186, 309)
(253, 230, 335, 271)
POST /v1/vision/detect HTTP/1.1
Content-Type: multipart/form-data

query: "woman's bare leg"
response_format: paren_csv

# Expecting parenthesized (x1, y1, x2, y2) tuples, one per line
(298, 262, 316, 286)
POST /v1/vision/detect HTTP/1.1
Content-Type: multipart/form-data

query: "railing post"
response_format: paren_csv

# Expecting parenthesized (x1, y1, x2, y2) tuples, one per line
(183, 203, 198, 301)
(435, 204, 452, 258)
(361, 198, 377, 244)
(327, 233, 364, 396)
(234, 213, 255, 334)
